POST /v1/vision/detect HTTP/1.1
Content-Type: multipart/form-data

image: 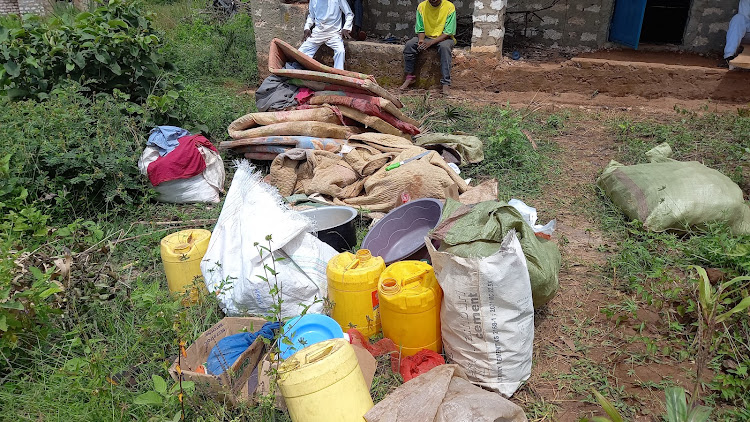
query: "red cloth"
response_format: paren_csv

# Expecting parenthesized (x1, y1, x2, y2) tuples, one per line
(311, 94, 420, 135)
(295, 87, 315, 105)
(347, 328, 400, 373)
(347, 328, 445, 381)
(399, 349, 445, 382)
(147, 135, 218, 186)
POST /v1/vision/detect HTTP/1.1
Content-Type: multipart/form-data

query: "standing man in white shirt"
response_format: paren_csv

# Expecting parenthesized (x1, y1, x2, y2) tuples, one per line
(299, 0, 354, 70)
(723, 0, 750, 67)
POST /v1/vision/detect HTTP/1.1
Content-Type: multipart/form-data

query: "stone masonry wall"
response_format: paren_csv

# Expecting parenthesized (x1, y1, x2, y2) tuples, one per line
(683, 0, 736, 53)
(504, 0, 737, 53)
(0, 0, 19, 15)
(17, 0, 47, 14)
(504, 0, 613, 50)
(362, 0, 474, 39)
(250, 0, 310, 78)
(471, 0, 506, 53)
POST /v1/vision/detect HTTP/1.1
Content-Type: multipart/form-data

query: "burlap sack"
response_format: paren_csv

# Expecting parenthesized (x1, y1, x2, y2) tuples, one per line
(268, 149, 363, 199)
(340, 149, 469, 212)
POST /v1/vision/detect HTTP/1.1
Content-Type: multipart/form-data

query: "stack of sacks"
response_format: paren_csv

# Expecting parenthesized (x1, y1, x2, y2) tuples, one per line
(221, 39, 420, 161)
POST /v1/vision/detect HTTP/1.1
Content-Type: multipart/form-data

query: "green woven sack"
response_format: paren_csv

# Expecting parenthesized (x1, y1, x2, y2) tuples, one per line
(430, 198, 561, 308)
(597, 143, 750, 234)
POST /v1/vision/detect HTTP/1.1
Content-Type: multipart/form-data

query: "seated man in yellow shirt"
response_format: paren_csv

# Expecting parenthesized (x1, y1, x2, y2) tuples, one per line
(399, 0, 457, 95)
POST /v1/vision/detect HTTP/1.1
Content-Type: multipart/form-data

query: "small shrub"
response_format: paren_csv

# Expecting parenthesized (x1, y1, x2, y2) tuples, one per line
(0, 85, 153, 221)
(0, 0, 176, 101)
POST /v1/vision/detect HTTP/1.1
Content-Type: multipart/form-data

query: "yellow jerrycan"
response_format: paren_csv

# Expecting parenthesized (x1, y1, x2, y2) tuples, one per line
(378, 261, 443, 357)
(278, 338, 374, 422)
(160, 229, 211, 304)
(327, 249, 386, 337)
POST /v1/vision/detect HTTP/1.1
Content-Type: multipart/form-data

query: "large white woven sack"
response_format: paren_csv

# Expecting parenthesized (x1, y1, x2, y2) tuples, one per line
(427, 230, 534, 397)
(201, 160, 336, 317)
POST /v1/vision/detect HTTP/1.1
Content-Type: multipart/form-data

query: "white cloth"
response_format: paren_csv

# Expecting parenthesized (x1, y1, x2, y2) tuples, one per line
(726, 0, 750, 58)
(304, 0, 354, 33)
(299, 30, 347, 69)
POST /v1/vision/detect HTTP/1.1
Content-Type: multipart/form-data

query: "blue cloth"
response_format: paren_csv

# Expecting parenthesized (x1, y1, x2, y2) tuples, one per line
(147, 126, 190, 156)
(206, 321, 280, 376)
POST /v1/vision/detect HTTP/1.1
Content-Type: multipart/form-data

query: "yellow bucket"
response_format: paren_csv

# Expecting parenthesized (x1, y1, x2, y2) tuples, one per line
(278, 338, 373, 422)
(160, 229, 211, 304)
(378, 261, 442, 357)
(327, 249, 385, 337)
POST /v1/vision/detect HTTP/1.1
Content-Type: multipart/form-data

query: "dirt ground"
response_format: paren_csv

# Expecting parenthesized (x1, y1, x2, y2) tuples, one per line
(441, 91, 736, 421)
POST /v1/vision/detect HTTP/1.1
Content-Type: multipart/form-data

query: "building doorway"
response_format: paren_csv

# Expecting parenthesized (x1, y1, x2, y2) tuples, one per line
(609, 0, 692, 49)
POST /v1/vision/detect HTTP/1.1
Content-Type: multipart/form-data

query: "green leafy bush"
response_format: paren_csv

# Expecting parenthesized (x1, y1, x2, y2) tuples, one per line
(177, 81, 254, 141)
(0, 86, 152, 221)
(0, 0, 176, 101)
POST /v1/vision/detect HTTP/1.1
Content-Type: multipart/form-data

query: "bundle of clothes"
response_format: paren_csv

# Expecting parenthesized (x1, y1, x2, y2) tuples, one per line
(222, 39, 485, 213)
(138, 126, 225, 203)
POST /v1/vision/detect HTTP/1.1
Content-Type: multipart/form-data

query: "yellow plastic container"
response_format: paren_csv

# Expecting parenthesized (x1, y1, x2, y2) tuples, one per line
(327, 249, 386, 337)
(278, 338, 374, 422)
(160, 229, 211, 304)
(378, 261, 443, 357)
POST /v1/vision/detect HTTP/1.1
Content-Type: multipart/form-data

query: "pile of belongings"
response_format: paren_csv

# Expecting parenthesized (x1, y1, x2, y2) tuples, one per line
(138, 126, 225, 203)
(597, 143, 750, 234)
(223, 39, 420, 160)
(222, 39, 482, 213)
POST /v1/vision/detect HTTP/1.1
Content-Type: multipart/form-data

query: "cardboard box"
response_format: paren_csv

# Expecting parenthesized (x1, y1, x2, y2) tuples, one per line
(168, 317, 268, 405)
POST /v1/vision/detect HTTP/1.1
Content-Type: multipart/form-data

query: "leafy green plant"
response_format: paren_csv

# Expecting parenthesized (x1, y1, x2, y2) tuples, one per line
(160, 11, 258, 85)
(665, 387, 712, 422)
(0, 257, 63, 358)
(253, 235, 321, 419)
(691, 266, 750, 403)
(465, 109, 550, 198)
(134, 374, 195, 419)
(0, 0, 177, 101)
(582, 387, 711, 422)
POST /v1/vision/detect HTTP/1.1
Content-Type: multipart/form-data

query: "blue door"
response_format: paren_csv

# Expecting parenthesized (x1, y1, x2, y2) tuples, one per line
(609, 0, 648, 49)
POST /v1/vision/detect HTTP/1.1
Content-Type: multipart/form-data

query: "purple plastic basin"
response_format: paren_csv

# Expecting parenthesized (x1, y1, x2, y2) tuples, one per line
(362, 198, 443, 264)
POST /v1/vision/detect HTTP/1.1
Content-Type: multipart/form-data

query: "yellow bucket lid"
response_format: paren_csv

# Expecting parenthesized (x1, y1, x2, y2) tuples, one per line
(278, 338, 358, 397)
(327, 250, 386, 288)
(160, 229, 212, 259)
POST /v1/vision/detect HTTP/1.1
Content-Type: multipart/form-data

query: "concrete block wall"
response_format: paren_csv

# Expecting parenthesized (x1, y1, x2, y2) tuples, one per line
(250, 0, 508, 74)
(505, 0, 737, 53)
(504, 0, 612, 50)
(471, 0, 506, 53)
(0, 0, 20, 15)
(362, 0, 474, 39)
(17, 0, 47, 14)
(683, 0, 736, 52)
(250, 0, 310, 77)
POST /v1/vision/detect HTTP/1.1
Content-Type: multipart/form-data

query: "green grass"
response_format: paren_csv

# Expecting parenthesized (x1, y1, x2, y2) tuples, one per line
(608, 108, 750, 189)
(594, 112, 750, 420)
(402, 95, 563, 200)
